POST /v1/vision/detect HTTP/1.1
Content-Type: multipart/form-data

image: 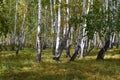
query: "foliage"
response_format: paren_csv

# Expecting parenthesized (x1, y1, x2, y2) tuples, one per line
(0, 0, 10, 37)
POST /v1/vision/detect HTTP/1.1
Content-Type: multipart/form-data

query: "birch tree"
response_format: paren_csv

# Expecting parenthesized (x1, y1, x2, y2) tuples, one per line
(53, 0, 61, 61)
(36, 0, 42, 61)
(70, 0, 87, 61)
(43, 5, 47, 49)
(16, 0, 29, 55)
(12, 0, 18, 50)
(19, 0, 29, 50)
(52, 0, 57, 55)
(66, 0, 71, 58)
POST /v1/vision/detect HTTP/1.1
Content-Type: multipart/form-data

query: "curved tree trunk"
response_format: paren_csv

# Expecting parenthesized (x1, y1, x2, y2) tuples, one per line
(70, 45, 80, 61)
(53, 26, 71, 61)
(96, 40, 110, 60)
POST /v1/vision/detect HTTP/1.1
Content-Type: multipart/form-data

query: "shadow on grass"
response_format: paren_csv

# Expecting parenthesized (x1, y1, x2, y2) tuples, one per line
(0, 70, 89, 80)
(0, 58, 120, 80)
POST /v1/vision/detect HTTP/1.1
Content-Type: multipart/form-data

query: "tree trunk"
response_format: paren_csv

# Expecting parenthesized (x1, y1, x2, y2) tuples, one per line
(43, 6, 47, 50)
(70, 45, 80, 61)
(11, 0, 18, 50)
(79, 0, 86, 58)
(3, 38, 7, 51)
(20, 0, 29, 50)
(93, 33, 97, 48)
(86, 39, 91, 53)
(66, 44, 71, 58)
(96, 40, 110, 60)
(70, 27, 81, 61)
(70, 0, 87, 61)
(65, 0, 71, 58)
(36, 0, 42, 62)
(0, 39, 2, 52)
(16, 40, 20, 56)
(116, 32, 120, 48)
(52, 0, 57, 55)
(80, 38, 85, 58)
(53, 26, 71, 60)
(53, 0, 61, 61)
(50, 0, 55, 53)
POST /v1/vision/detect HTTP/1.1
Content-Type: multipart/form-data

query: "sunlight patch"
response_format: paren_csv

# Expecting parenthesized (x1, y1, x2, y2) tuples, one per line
(22, 67, 31, 71)
(111, 55, 120, 59)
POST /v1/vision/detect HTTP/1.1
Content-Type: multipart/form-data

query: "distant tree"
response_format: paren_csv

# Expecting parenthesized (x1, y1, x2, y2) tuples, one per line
(11, 0, 18, 50)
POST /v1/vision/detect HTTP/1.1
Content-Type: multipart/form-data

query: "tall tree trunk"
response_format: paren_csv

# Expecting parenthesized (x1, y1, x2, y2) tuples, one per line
(50, 0, 54, 49)
(0, 39, 2, 52)
(16, 0, 29, 55)
(96, 0, 109, 60)
(11, 0, 18, 50)
(52, 0, 57, 55)
(3, 37, 7, 51)
(53, 26, 71, 60)
(53, 0, 61, 61)
(116, 32, 120, 48)
(70, 0, 87, 61)
(86, 39, 93, 54)
(50, 0, 54, 34)
(96, 39, 110, 60)
(19, 0, 29, 50)
(70, 26, 81, 61)
(66, 0, 71, 58)
(70, 45, 80, 61)
(93, 33, 97, 48)
(36, 0, 42, 62)
(79, 0, 86, 58)
(43, 5, 47, 49)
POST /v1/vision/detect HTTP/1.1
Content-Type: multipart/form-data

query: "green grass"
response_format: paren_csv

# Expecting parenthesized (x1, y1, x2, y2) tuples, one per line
(0, 47, 120, 80)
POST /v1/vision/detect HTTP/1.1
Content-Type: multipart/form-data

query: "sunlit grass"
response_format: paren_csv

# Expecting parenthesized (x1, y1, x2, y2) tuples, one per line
(0, 47, 120, 80)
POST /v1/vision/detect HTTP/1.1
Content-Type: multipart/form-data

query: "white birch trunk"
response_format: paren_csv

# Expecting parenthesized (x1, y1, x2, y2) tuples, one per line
(55, 0, 61, 57)
(93, 32, 97, 48)
(20, 0, 29, 49)
(12, 0, 18, 50)
(80, 0, 86, 58)
(44, 6, 47, 41)
(53, 0, 57, 33)
(70, 27, 73, 44)
(36, 0, 42, 61)
(86, 0, 90, 14)
(117, 32, 120, 47)
(87, 39, 91, 53)
(80, 38, 85, 58)
(66, 0, 70, 35)
(50, 0, 54, 34)
(43, 5, 47, 49)
(50, 0, 55, 51)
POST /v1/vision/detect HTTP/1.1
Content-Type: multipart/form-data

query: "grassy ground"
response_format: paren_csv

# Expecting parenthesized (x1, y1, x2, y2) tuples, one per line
(0, 47, 120, 80)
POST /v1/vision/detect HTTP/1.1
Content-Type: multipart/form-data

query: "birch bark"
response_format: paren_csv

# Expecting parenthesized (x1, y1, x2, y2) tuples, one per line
(36, 0, 42, 61)
(12, 0, 18, 50)
(55, 0, 61, 58)
(20, 0, 29, 50)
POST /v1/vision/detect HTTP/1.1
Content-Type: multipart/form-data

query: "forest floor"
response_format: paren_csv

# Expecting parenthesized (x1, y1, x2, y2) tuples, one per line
(0, 47, 120, 80)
